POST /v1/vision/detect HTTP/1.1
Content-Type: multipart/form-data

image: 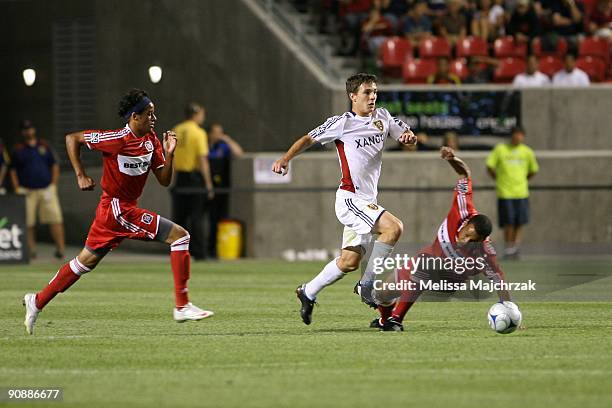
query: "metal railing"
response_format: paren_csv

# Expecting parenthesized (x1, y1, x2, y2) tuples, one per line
(256, 0, 342, 81)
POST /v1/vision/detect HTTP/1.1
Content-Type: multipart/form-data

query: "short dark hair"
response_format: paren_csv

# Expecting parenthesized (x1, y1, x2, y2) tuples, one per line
(184, 102, 204, 119)
(208, 122, 223, 132)
(346, 73, 377, 97)
(469, 214, 492, 239)
(118, 89, 149, 118)
(511, 126, 525, 136)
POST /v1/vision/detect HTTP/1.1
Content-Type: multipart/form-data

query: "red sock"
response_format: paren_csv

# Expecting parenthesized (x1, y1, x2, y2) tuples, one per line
(171, 235, 191, 308)
(391, 301, 416, 322)
(377, 304, 394, 324)
(36, 258, 89, 310)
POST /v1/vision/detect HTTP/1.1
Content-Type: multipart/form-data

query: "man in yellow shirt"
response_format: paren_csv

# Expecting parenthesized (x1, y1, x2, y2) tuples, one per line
(486, 127, 539, 259)
(172, 103, 214, 260)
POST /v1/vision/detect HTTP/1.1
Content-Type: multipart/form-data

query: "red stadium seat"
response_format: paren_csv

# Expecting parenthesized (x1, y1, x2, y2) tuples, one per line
(538, 56, 563, 78)
(493, 36, 527, 58)
(450, 58, 469, 80)
(532, 37, 568, 58)
(379, 37, 413, 77)
(494, 57, 526, 83)
(402, 58, 437, 83)
(579, 37, 610, 64)
(576, 56, 606, 82)
(456, 36, 489, 58)
(418, 37, 451, 60)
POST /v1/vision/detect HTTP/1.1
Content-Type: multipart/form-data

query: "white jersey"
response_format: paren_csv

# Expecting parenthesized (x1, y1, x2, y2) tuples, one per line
(552, 68, 590, 87)
(512, 71, 550, 87)
(308, 108, 409, 202)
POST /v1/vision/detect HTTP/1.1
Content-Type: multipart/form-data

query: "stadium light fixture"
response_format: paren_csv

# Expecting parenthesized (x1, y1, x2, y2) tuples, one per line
(23, 68, 36, 86)
(148, 66, 162, 83)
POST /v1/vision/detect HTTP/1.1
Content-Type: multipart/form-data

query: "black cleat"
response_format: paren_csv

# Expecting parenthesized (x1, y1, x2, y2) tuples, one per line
(382, 316, 404, 332)
(369, 317, 383, 329)
(296, 284, 315, 325)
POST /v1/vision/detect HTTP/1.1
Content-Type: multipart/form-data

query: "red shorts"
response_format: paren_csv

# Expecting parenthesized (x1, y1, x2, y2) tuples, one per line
(85, 197, 160, 254)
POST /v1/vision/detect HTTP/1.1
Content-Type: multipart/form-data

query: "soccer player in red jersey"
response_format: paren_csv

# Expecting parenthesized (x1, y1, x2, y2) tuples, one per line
(23, 89, 214, 334)
(370, 147, 512, 331)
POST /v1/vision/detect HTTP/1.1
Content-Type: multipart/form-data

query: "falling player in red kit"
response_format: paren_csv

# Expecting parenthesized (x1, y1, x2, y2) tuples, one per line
(370, 146, 511, 331)
(23, 89, 214, 334)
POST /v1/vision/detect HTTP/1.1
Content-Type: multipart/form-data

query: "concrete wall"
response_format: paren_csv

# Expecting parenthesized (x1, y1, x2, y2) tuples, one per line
(57, 151, 612, 256)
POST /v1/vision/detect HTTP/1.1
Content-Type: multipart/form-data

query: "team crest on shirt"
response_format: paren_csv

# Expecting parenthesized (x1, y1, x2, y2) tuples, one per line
(89, 132, 100, 143)
(38, 146, 47, 155)
(367, 203, 379, 210)
(141, 213, 154, 225)
(144, 140, 154, 152)
(373, 120, 384, 132)
(457, 181, 469, 194)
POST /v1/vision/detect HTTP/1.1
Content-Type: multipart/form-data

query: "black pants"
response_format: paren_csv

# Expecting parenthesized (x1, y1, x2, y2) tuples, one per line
(172, 172, 206, 259)
(207, 192, 229, 258)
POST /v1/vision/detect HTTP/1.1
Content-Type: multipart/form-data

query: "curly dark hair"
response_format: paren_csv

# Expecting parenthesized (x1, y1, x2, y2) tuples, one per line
(117, 89, 150, 118)
(469, 214, 493, 240)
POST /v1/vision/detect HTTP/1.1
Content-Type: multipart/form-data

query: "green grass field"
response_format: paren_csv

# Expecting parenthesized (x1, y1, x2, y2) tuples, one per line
(1, 259, 611, 407)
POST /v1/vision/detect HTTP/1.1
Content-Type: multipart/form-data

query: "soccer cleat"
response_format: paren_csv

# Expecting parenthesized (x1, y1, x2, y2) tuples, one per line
(353, 281, 378, 309)
(23, 293, 40, 335)
(296, 284, 316, 325)
(382, 316, 404, 332)
(369, 317, 383, 329)
(173, 303, 214, 322)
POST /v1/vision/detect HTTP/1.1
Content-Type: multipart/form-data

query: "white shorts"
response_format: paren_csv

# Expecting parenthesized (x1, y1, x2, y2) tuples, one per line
(335, 190, 385, 250)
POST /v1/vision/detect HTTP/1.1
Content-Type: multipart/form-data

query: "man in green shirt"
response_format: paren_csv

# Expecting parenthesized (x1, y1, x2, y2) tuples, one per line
(486, 127, 539, 259)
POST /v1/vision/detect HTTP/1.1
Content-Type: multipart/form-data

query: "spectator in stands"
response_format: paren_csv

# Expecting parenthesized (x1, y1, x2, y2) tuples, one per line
(338, 0, 373, 56)
(463, 56, 495, 83)
(507, 0, 541, 45)
(548, 0, 584, 50)
(438, 0, 467, 45)
(10, 120, 65, 259)
(486, 126, 539, 259)
(0, 140, 8, 195)
(428, 56, 462, 84)
(361, 5, 394, 55)
(513, 54, 551, 86)
(471, 0, 506, 41)
(552, 52, 591, 85)
(587, 0, 612, 40)
(377, 0, 410, 32)
(206, 123, 244, 258)
(172, 103, 214, 260)
(442, 131, 460, 150)
(427, 0, 447, 16)
(402, 0, 433, 43)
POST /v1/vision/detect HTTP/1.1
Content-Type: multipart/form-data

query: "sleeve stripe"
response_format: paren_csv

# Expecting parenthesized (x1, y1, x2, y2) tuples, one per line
(309, 115, 344, 138)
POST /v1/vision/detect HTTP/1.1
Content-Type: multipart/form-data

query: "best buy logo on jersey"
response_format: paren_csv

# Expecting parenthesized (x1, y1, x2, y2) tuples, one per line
(0, 217, 24, 250)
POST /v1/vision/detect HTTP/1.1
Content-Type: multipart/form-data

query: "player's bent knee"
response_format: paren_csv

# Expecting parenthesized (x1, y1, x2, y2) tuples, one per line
(337, 254, 360, 272)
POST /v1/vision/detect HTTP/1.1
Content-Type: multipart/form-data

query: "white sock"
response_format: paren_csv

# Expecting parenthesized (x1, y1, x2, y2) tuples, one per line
(304, 257, 344, 300)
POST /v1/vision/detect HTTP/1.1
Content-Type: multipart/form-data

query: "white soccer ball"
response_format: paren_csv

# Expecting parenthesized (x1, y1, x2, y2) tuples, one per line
(487, 301, 522, 334)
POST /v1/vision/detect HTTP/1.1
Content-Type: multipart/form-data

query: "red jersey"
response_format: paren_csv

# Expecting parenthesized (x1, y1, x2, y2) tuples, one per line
(83, 125, 165, 203)
(420, 177, 504, 282)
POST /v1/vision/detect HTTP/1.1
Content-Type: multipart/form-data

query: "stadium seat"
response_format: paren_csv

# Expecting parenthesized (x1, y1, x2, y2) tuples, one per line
(493, 36, 527, 58)
(493, 57, 526, 83)
(579, 37, 610, 64)
(576, 56, 606, 82)
(538, 56, 563, 78)
(402, 58, 437, 83)
(379, 37, 413, 77)
(532, 37, 568, 58)
(418, 37, 451, 60)
(456, 36, 489, 58)
(450, 58, 469, 80)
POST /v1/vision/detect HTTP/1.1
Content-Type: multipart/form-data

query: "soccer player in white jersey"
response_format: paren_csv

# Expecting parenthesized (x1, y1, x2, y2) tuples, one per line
(272, 73, 416, 325)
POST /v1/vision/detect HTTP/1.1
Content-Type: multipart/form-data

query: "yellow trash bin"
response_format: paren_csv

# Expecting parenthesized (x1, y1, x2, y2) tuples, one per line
(216, 219, 242, 260)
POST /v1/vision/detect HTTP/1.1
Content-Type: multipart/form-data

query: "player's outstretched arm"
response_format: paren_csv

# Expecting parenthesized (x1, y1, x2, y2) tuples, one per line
(66, 131, 96, 191)
(272, 135, 316, 176)
(440, 147, 471, 178)
(153, 131, 176, 187)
